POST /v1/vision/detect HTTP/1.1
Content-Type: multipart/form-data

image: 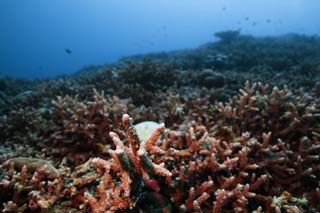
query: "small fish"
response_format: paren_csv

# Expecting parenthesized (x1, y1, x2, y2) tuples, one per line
(65, 48, 72, 54)
(266, 19, 271, 23)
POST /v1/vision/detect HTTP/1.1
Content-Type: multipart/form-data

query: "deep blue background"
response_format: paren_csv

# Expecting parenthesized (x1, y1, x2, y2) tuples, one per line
(1, 0, 319, 79)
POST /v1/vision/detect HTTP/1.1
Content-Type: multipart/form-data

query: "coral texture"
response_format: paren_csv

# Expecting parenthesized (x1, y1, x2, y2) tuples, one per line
(1, 33, 320, 212)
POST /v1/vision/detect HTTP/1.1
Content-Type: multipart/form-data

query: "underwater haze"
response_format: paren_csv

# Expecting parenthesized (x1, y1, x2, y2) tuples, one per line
(1, 0, 320, 79)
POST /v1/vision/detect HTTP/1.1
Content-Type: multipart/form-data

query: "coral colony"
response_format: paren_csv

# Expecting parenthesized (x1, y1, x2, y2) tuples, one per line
(1, 32, 320, 212)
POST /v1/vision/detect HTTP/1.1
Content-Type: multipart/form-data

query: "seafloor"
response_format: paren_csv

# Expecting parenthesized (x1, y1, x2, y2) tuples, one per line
(0, 31, 320, 212)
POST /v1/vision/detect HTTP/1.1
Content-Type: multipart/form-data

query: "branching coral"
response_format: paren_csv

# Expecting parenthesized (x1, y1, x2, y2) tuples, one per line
(1, 39, 320, 212)
(82, 107, 318, 211)
(1, 79, 319, 212)
(215, 81, 319, 139)
(83, 114, 172, 212)
(43, 89, 130, 164)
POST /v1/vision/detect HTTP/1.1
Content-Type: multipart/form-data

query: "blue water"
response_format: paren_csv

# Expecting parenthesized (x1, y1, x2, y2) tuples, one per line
(1, 0, 319, 79)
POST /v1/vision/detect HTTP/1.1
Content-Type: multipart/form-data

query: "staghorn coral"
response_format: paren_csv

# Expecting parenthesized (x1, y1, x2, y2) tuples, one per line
(43, 89, 130, 164)
(82, 105, 319, 211)
(1, 33, 320, 212)
(82, 114, 172, 212)
(2, 157, 60, 179)
(0, 81, 319, 211)
(0, 157, 64, 211)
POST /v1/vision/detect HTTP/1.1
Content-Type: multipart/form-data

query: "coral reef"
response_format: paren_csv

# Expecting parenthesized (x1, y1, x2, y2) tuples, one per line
(0, 33, 320, 212)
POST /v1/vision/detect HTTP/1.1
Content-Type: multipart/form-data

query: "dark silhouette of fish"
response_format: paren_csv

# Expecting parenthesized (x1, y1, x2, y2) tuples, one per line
(65, 48, 72, 54)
